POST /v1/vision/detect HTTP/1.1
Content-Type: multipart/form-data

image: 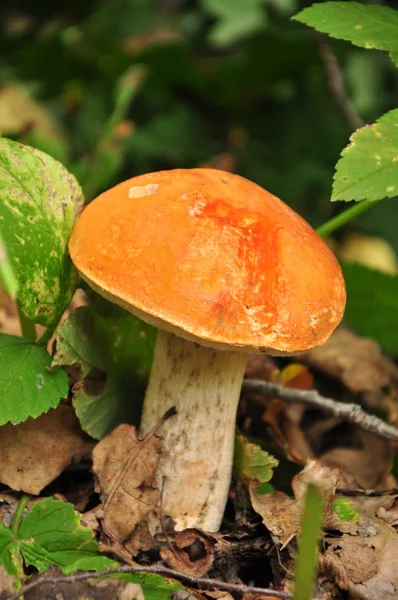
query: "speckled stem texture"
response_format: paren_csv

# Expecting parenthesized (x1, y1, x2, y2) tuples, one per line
(140, 329, 247, 532)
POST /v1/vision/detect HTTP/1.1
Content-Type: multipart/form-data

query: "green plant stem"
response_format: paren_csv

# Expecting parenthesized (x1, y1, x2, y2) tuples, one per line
(0, 229, 19, 299)
(16, 300, 37, 342)
(36, 326, 55, 347)
(316, 198, 381, 238)
(293, 484, 324, 600)
(11, 494, 31, 537)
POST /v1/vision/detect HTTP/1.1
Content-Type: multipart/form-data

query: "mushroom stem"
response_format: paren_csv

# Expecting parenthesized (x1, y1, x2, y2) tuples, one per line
(140, 329, 247, 532)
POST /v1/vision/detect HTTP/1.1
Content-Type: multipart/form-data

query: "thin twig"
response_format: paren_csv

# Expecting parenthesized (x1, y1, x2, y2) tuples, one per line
(242, 379, 398, 443)
(5, 564, 291, 600)
(318, 35, 364, 131)
(336, 487, 398, 497)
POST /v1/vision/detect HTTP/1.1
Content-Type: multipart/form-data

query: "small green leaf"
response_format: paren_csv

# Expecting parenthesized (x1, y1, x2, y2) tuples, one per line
(0, 333, 68, 425)
(333, 498, 360, 522)
(293, 2, 398, 66)
(0, 498, 116, 586)
(114, 573, 183, 600)
(342, 261, 398, 356)
(0, 138, 84, 327)
(200, 0, 267, 46)
(234, 434, 278, 483)
(332, 110, 398, 202)
(53, 296, 156, 438)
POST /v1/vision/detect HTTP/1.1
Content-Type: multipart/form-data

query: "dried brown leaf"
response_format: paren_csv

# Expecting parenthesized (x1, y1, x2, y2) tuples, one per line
(92, 423, 161, 557)
(301, 328, 398, 408)
(322, 521, 398, 599)
(160, 529, 214, 577)
(249, 488, 299, 547)
(319, 430, 394, 490)
(0, 405, 94, 494)
(250, 462, 350, 546)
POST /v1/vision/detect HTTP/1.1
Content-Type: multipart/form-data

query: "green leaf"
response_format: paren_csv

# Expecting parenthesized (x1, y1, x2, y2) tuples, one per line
(342, 261, 398, 356)
(333, 498, 360, 522)
(293, 2, 398, 66)
(0, 138, 84, 327)
(332, 110, 398, 202)
(114, 573, 183, 600)
(200, 0, 267, 46)
(53, 297, 156, 438)
(0, 498, 116, 585)
(234, 434, 278, 483)
(0, 333, 68, 425)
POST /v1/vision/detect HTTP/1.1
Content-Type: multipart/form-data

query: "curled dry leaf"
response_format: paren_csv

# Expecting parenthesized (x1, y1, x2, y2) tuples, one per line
(249, 490, 299, 548)
(92, 423, 161, 559)
(322, 520, 398, 600)
(160, 529, 215, 577)
(375, 495, 398, 526)
(0, 405, 94, 494)
(318, 428, 394, 490)
(249, 462, 349, 547)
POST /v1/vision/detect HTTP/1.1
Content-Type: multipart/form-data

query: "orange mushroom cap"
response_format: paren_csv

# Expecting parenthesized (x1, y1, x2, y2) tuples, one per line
(69, 168, 346, 354)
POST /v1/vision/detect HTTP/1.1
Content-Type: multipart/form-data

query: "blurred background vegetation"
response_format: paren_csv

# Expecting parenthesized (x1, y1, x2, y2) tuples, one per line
(1, 0, 398, 251)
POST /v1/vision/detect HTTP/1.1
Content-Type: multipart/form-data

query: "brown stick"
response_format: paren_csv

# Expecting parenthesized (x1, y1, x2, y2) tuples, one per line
(337, 487, 398, 497)
(242, 379, 398, 443)
(5, 564, 291, 600)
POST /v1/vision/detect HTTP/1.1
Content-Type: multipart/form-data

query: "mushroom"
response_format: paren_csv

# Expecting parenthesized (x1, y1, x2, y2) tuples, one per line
(68, 168, 346, 532)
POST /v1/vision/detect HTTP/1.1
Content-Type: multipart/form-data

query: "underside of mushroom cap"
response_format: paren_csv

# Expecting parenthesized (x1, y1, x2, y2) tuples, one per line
(69, 168, 346, 354)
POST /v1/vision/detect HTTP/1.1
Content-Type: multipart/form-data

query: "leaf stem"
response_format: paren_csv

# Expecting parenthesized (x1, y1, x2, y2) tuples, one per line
(16, 300, 37, 342)
(316, 198, 381, 238)
(11, 494, 31, 537)
(36, 326, 55, 347)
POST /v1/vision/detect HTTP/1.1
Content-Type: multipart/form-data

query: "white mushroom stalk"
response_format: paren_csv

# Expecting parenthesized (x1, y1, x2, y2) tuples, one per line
(140, 329, 247, 532)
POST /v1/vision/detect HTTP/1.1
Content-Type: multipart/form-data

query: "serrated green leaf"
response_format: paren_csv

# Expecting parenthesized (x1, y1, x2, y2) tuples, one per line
(53, 297, 156, 438)
(342, 261, 398, 355)
(293, 2, 398, 65)
(0, 138, 84, 327)
(0, 333, 68, 425)
(115, 572, 183, 600)
(200, 0, 267, 46)
(0, 498, 116, 585)
(332, 110, 398, 202)
(234, 434, 278, 483)
(333, 498, 360, 522)
(0, 523, 21, 580)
